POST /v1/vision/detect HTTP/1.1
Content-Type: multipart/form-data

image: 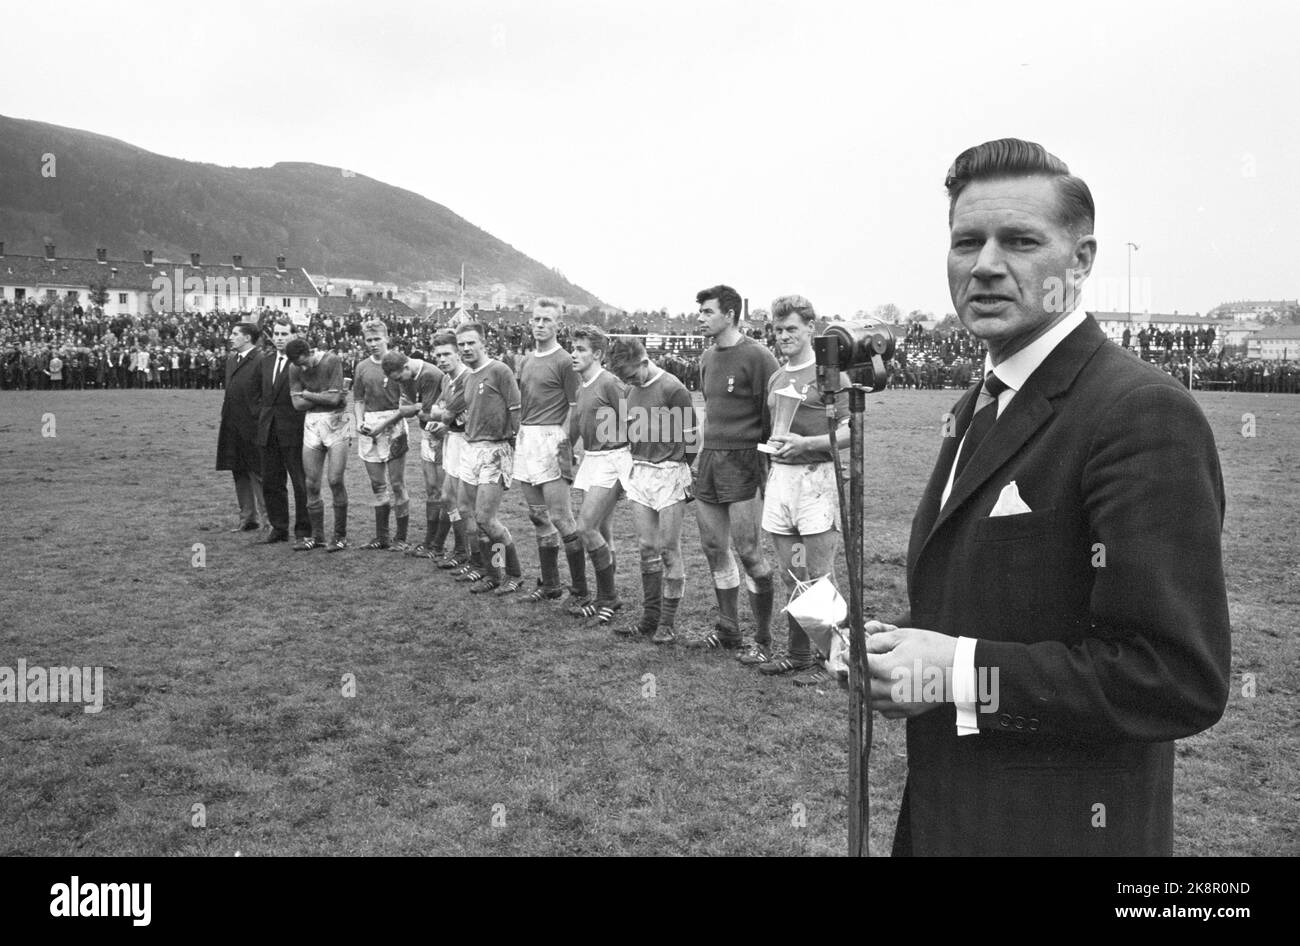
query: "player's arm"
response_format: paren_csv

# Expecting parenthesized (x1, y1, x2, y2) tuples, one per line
(301, 357, 346, 409)
(503, 366, 522, 441)
(351, 370, 366, 431)
(671, 384, 701, 457)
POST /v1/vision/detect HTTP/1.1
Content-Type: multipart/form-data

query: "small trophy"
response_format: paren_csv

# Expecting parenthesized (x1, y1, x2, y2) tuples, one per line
(758, 381, 805, 454)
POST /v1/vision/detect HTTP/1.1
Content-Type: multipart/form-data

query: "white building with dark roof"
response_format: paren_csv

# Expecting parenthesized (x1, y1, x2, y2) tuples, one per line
(0, 243, 320, 316)
(1248, 325, 1300, 361)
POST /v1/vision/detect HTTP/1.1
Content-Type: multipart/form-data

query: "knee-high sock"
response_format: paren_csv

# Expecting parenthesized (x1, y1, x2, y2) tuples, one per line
(591, 544, 616, 603)
(431, 506, 452, 552)
(450, 510, 468, 558)
(375, 504, 391, 539)
(538, 532, 561, 589)
(786, 612, 812, 662)
(563, 532, 588, 597)
(425, 499, 444, 545)
(478, 534, 496, 579)
(639, 562, 664, 634)
(504, 542, 522, 579)
(307, 504, 325, 541)
(661, 575, 684, 630)
(712, 555, 741, 637)
(746, 572, 775, 647)
(333, 502, 347, 538)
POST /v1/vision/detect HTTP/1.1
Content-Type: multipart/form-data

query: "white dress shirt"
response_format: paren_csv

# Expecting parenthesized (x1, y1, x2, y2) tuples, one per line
(949, 308, 1087, 735)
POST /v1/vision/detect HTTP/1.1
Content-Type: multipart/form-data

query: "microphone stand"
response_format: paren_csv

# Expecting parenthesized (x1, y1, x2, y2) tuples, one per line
(820, 345, 872, 857)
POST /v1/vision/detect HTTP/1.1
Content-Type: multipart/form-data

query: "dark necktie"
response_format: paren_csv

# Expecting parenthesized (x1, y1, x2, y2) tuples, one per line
(953, 372, 1009, 482)
(273, 355, 285, 385)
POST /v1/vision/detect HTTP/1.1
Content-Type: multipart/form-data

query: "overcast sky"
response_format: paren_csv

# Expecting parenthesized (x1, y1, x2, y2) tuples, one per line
(5, 0, 1298, 316)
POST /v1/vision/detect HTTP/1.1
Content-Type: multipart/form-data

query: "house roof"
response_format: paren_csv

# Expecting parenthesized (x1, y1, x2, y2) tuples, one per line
(319, 294, 419, 319)
(1254, 325, 1300, 340)
(0, 252, 319, 296)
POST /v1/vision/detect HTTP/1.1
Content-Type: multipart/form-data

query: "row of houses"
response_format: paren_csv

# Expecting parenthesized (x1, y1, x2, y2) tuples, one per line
(0, 244, 320, 317)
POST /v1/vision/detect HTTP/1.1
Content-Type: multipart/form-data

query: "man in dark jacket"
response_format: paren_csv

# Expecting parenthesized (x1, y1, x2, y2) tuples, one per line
(257, 318, 310, 543)
(217, 323, 267, 531)
(868, 138, 1230, 856)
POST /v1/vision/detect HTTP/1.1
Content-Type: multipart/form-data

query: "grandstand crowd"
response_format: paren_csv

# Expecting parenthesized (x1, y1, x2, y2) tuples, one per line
(2, 297, 1297, 394)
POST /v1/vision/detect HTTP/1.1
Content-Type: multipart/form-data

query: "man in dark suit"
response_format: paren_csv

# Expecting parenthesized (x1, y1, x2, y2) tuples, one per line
(866, 139, 1231, 856)
(258, 318, 310, 544)
(216, 322, 267, 532)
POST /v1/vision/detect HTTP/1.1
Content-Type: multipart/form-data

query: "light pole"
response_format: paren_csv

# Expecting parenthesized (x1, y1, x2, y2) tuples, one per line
(1126, 242, 1140, 319)
(1126, 242, 1140, 356)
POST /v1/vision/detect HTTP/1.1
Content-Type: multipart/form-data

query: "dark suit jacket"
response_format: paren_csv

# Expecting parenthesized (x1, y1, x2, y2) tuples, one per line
(216, 349, 263, 472)
(898, 316, 1230, 856)
(257, 351, 305, 451)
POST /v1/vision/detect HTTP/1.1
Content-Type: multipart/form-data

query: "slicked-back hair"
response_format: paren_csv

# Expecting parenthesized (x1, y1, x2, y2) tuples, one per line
(272, 317, 295, 333)
(284, 337, 311, 361)
(361, 319, 388, 337)
(770, 294, 817, 324)
(432, 332, 458, 350)
(696, 284, 743, 325)
(607, 336, 646, 373)
(944, 138, 1095, 238)
(381, 351, 409, 375)
(456, 322, 487, 341)
(571, 324, 609, 357)
(233, 322, 260, 343)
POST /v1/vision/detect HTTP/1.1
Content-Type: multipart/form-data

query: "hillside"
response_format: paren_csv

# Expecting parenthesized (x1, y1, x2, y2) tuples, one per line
(0, 114, 604, 306)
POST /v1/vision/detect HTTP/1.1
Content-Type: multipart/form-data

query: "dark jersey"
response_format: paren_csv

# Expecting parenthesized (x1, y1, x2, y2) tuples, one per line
(519, 345, 580, 426)
(290, 352, 345, 412)
(572, 368, 629, 451)
(352, 356, 399, 412)
(463, 359, 521, 442)
(700, 335, 779, 449)
(623, 367, 696, 464)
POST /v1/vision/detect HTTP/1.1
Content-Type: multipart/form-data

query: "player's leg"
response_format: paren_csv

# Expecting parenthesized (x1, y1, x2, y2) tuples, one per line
(628, 501, 663, 637)
(452, 478, 488, 581)
(360, 458, 391, 549)
(414, 454, 444, 557)
(543, 475, 587, 603)
(693, 498, 742, 644)
(653, 499, 687, 644)
(324, 435, 350, 549)
(386, 445, 411, 550)
(575, 481, 622, 615)
(439, 473, 467, 566)
(522, 480, 562, 595)
(729, 492, 776, 652)
(472, 479, 514, 592)
(296, 434, 328, 549)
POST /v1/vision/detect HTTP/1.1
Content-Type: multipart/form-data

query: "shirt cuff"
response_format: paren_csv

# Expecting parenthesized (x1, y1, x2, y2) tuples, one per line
(953, 636, 979, 737)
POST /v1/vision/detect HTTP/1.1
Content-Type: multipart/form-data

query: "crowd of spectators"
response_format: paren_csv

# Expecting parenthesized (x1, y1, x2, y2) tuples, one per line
(2, 299, 1295, 394)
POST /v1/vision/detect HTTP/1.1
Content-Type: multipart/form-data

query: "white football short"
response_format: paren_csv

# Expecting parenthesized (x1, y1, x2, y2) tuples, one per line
(573, 446, 632, 492)
(443, 431, 466, 481)
(460, 439, 514, 488)
(762, 461, 840, 536)
(513, 423, 574, 486)
(304, 411, 353, 451)
(358, 410, 408, 463)
(622, 458, 691, 512)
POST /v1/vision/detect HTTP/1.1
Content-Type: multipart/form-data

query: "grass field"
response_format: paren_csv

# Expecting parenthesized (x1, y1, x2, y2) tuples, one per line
(0, 388, 1295, 856)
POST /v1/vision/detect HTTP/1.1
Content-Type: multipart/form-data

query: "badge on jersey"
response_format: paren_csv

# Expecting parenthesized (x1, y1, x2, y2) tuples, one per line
(727, 375, 735, 392)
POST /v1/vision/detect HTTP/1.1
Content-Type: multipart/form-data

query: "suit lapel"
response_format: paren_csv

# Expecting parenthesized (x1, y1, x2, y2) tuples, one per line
(916, 316, 1110, 556)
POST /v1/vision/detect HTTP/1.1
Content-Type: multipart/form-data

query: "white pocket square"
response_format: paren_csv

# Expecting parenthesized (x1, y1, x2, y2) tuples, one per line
(989, 480, 1033, 517)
